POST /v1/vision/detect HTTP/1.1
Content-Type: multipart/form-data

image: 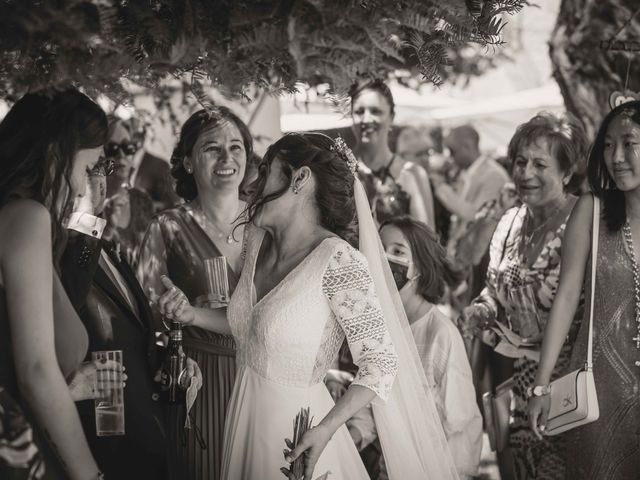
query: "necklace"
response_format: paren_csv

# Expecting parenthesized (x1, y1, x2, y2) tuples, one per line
(523, 201, 565, 241)
(189, 204, 241, 245)
(372, 154, 396, 182)
(621, 222, 640, 353)
(520, 200, 566, 265)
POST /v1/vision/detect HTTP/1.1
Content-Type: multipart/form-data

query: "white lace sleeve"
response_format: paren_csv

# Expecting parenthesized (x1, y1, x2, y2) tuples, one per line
(322, 245, 398, 401)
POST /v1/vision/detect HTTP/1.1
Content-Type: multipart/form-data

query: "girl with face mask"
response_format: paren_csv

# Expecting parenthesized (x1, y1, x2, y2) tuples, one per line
(380, 216, 482, 479)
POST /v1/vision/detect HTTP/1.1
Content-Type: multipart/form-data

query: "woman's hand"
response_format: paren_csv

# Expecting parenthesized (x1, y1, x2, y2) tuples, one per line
(281, 424, 333, 480)
(324, 369, 353, 401)
(68, 359, 126, 402)
(184, 357, 203, 389)
(528, 394, 551, 440)
(458, 303, 493, 339)
(149, 276, 195, 326)
(325, 379, 347, 402)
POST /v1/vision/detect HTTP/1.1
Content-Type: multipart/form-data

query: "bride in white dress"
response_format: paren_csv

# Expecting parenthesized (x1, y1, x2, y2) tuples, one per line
(156, 133, 459, 480)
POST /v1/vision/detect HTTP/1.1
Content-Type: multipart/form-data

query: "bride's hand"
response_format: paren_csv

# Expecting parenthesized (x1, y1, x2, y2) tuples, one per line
(281, 424, 332, 480)
(149, 276, 195, 326)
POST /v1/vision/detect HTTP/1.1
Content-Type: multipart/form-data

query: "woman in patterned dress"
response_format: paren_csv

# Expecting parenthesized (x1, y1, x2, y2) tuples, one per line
(350, 79, 434, 225)
(137, 107, 252, 480)
(529, 101, 640, 479)
(460, 112, 588, 479)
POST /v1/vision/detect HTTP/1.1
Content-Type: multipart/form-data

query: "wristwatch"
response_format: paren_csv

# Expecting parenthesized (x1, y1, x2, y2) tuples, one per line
(526, 384, 551, 398)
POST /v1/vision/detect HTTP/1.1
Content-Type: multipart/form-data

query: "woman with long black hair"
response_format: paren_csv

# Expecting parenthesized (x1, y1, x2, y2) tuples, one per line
(0, 89, 109, 480)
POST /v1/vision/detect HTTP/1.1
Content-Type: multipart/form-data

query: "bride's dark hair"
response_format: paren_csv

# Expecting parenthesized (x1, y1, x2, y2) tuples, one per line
(245, 132, 357, 246)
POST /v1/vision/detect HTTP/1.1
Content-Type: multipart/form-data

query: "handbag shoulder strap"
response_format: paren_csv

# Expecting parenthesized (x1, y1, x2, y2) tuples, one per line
(587, 194, 600, 369)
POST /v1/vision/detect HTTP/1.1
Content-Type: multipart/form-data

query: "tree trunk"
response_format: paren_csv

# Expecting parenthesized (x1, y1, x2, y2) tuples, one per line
(550, 0, 640, 139)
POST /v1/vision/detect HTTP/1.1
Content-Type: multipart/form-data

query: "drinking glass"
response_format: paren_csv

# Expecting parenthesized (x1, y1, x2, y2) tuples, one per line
(197, 256, 229, 309)
(92, 350, 125, 436)
(507, 284, 542, 339)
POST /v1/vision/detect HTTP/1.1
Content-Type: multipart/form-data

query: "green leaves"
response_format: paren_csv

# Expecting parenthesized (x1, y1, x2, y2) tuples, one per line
(0, 0, 526, 100)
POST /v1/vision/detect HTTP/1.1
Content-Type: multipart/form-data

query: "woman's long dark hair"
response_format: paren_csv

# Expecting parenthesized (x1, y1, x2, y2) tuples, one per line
(244, 132, 357, 246)
(380, 216, 463, 303)
(588, 100, 640, 231)
(0, 89, 108, 262)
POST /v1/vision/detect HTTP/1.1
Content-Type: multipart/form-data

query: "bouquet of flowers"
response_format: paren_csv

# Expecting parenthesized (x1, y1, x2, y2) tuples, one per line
(283, 408, 331, 480)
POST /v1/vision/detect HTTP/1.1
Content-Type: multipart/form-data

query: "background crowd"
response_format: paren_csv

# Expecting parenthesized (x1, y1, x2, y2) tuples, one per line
(1, 76, 639, 480)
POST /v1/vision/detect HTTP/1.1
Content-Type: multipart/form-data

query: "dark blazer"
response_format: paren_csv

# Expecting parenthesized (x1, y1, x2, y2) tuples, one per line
(134, 152, 180, 213)
(60, 233, 167, 480)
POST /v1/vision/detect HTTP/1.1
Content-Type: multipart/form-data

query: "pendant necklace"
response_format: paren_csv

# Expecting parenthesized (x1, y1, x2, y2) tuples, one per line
(621, 222, 640, 356)
(190, 204, 241, 245)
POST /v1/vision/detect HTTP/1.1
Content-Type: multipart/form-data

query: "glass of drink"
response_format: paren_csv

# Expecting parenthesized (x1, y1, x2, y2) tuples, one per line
(92, 350, 125, 436)
(507, 284, 542, 339)
(198, 256, 229, 309)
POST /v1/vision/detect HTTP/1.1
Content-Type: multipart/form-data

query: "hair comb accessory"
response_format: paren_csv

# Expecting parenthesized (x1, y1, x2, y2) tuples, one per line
(331, 137, 358, 174)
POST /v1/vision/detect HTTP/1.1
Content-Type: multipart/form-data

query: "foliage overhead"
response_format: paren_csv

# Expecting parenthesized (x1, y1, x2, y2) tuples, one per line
(0, 0, 528, 104)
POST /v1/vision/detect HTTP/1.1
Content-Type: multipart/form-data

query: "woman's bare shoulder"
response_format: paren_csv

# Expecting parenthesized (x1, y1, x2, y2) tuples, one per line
(0, 199, 51, 248)
(0, 199, 50, 230)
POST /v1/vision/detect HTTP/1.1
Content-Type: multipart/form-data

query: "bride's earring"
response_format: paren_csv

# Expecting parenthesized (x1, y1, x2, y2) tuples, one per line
(292, 185, 299, 194)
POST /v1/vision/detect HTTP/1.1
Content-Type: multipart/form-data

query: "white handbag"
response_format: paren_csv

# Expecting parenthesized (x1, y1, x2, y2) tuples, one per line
(545, 196, 600, 436)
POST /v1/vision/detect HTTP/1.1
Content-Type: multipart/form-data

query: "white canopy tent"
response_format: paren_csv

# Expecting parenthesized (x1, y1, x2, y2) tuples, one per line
(279, 81, 565, 154)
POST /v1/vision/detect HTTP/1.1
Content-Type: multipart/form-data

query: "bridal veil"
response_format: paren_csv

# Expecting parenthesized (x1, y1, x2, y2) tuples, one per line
(354, 178, 459, 479)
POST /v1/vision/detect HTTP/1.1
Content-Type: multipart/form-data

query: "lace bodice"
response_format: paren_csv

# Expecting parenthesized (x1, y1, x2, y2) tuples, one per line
(227, 227, 398, 400)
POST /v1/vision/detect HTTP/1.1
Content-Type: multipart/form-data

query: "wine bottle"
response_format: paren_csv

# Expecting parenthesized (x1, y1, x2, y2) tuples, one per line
(160, 320, 187, 404)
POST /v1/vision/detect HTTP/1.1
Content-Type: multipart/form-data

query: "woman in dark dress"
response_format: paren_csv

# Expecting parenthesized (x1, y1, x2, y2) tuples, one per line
(350, 79, 433, 225)
(0, 89, 108, 480)
(137, 107, 252, 480)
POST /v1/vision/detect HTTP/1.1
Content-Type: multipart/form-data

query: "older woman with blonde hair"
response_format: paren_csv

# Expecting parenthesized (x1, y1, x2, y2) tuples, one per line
(460, 112, 588, 479)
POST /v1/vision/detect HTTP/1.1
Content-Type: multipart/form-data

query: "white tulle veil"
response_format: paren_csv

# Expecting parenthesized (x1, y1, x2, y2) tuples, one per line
(354, 178, 459, 479)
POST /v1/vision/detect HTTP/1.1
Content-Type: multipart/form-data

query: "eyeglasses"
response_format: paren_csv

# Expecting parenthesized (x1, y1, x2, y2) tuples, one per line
(104, 141, 139, 158)
(90, 157, 116, 176)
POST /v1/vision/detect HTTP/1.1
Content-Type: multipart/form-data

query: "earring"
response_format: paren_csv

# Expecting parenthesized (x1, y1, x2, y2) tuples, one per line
(185, 166, 193, 174)
(292, 185, 299, 194)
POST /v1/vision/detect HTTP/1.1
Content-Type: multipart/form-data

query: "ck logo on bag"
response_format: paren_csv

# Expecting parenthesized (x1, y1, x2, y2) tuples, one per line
(562, 394, 574, 408)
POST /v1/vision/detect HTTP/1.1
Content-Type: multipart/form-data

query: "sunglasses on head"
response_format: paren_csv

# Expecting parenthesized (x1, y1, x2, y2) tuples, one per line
(90, 157, 116, 176)
(104, 141, 139, 158)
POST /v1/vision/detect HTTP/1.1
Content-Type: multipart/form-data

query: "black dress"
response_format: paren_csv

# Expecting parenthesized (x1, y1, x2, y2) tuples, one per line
(356, 156, 411, 224)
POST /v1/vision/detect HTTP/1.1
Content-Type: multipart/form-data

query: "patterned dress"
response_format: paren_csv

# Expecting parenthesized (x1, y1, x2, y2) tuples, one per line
(565, 217, 640, 479)
(137, 205, 239, 480)
(473, 205, 583, 480)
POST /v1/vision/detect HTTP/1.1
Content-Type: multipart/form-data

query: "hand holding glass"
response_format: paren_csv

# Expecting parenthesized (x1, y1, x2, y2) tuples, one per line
(197, 257, 229, 309)
(92, 350, 125, 436)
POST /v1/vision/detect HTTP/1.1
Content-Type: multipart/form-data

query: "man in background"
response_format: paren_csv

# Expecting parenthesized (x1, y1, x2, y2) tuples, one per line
(433, 124, 510, 254)
(106, 116, 179, 213)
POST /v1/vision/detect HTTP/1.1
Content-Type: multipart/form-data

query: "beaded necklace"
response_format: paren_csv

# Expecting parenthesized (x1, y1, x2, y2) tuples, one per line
(621, 222, 640, 353)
